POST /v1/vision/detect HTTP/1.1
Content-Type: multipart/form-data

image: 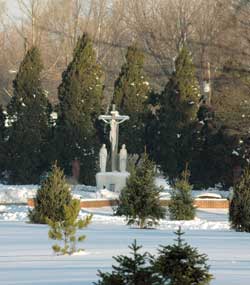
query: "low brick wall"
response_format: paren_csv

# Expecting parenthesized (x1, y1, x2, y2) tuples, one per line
(27, 198, 229, 209)
(80, 199, 118, 208)
(194, 199, 229, 209)
(27, 198, 35, 207)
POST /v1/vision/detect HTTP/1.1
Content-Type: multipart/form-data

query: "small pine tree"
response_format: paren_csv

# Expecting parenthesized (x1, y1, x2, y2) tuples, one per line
(157, 45, 200, 180)
(95, 240, 162, 285)
(28, 163, 72, 224)
(56, 33, 103, 185)
(113, 44, 150, 155)
(6, 46, 52, 184)
(168, 168, 195, 220)
(47, 199, 92, 255)
(229, 166, 250, 232)
(153, 227, 213, 285)
(116, 155, 166, 228)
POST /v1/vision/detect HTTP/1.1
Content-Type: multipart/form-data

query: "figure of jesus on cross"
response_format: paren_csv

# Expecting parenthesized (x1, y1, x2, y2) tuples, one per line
(98, 105, 129, 171)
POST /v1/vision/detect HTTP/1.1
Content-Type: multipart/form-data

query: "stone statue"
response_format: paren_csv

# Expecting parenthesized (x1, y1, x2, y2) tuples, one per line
(99, 144, 107, 172)
(119, 144, 127, 172)
(99, 105, 129, 171)
(109, 117, 117, 151)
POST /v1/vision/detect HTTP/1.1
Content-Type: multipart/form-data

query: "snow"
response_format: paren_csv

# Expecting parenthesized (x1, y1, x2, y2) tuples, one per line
(232, 150, 240, 156)
(195, 192, 222, 199)
(0, 208, 250, 285)
(71, 250, 90, 256)
(0, 184, 38, 203)
(0, 180, 231, 204)
(0, 182, 249, 284)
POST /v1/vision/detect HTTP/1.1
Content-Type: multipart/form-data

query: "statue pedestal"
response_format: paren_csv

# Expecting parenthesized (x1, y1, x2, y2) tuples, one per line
(96, 171, 130, 193)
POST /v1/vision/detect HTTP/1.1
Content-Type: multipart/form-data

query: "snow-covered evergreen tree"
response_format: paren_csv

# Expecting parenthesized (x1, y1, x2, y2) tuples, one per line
(113, 45, 150, 155)
(56, 33, 103, 185)
(116, 154, 166, 228)
(6, 47, 52, 184)
(156, 46, 200, 180)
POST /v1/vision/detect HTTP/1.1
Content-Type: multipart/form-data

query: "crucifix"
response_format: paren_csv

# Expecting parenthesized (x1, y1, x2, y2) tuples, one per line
(98, 105, 129, 171)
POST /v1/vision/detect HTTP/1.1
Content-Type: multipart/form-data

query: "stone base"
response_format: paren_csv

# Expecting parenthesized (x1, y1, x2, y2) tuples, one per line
(96, 171, 130, 193)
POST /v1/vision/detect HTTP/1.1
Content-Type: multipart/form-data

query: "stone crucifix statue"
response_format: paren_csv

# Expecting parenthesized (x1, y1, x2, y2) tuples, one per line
(98, 105, 129, 171)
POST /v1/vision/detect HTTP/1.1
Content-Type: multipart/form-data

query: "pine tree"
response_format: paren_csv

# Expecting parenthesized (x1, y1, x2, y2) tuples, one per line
(157, 46, 200, 180)
(212, 59, 250, 133)
(190, 58, 250, 188)
(28, 163, 72, 224)
(0, 105, 6, 177)
(229, 166, 250, 232)
(56, 33, 103, 185)
(95, 240, 162, 285)
(190, 110, 240, 189)
(47, 199, 92, 255)
(168, 168, 195, 220)
(6, 47, 52, 184)
(153, 227, 213, 285)
(116, 155, 166, 228)
(113, 45, 150, 155)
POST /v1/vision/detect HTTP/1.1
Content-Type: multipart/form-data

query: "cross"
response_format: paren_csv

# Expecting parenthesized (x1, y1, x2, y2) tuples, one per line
(98, 105, 129, 171)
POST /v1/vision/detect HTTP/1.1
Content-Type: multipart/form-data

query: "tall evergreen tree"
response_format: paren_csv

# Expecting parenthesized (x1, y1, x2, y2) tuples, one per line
(113, 45, 150, 155)
(190, 59, 250, 188)
(156, 46, 200, 180)
(229, 166, 250, 232)
(56, 33, 103, 184)
(116, 154, 166, 228)
(6, 47, 52, 184)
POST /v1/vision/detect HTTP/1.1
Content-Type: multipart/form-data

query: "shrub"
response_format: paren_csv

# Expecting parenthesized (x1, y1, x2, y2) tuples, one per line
(94, 240, 161, 285)
(94, 228, 212, 285)
(116, 155, 166, 228)
(28, 163, 72, 224)
(153, 227, 213, 285)
(47, 199, 92, 255)
(229, 166, 250, 232)
(168, 169, 195, 220)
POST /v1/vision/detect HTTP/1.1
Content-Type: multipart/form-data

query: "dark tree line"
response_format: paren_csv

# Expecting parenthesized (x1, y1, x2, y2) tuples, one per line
(0, 33, 249, 187)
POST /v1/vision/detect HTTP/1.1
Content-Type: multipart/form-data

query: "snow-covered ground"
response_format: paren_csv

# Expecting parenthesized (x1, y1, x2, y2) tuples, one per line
(0, 183, 246, 285)
(0, 205, 250, 285)
(0, 178, 230, 204)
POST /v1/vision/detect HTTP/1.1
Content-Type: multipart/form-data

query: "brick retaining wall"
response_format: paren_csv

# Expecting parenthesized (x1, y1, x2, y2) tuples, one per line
(27, 198, 229, 209)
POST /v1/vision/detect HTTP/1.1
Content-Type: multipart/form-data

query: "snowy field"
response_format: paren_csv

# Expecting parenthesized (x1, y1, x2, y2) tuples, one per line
(0, 183, 247, 285)
(1, 205, 250, 285)
(0, 178, 230, 204)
